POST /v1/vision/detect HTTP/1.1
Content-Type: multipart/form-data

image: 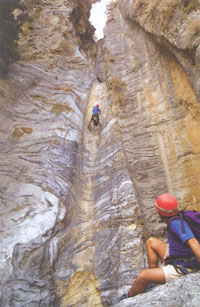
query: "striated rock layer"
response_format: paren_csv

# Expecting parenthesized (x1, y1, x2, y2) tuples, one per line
(0, 0, 200, 306)
(104, 0, 200, 232)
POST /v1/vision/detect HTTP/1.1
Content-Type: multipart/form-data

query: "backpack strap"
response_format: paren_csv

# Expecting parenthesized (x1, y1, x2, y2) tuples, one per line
(179, 210, 185, 233)
(172, 263, 189, 275)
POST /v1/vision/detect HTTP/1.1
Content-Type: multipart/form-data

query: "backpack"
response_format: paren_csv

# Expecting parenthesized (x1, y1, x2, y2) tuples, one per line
(169, 210, 200, 242)
(92, 106, 99, 114)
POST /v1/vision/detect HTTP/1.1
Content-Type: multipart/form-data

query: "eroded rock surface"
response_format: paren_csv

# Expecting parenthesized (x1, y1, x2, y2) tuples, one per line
(104, 0, 200, 233)
(0, 0, 200, 306)
(117, 272, 200, 306)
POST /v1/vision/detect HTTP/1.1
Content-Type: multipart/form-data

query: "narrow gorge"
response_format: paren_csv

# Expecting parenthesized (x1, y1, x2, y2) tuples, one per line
(0, 0, 200, 306)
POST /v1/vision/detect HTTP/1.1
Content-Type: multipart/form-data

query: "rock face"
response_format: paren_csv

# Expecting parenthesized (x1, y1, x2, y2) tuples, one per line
(0, 0, 200, 306)
(104, 0, 200, 231)
(117, 272, 200, 307)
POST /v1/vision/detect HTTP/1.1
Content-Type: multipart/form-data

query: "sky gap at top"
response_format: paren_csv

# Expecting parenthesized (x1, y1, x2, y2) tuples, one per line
(89, 0, 117, 39)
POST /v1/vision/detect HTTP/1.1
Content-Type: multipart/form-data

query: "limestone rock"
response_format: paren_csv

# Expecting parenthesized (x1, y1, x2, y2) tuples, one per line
(116, 272, 200, 306)
(104, 0, 200, 233)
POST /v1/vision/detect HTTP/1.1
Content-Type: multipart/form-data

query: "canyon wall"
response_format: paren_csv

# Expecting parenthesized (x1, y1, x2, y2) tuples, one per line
(0, 0, 200, 306)
(104, 0, 200, 229)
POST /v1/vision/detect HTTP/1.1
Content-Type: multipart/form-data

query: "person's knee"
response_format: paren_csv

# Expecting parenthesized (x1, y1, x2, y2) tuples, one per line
(136, 270, 149, 284)
(146, 237, 157, 248)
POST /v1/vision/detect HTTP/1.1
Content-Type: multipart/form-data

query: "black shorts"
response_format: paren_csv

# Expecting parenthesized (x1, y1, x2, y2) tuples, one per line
(91, 114, 99, 119)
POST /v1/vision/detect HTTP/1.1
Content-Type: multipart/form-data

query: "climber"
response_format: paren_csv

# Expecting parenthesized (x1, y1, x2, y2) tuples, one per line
(88, 104, 101, 128)
(118, 193, 200, 302)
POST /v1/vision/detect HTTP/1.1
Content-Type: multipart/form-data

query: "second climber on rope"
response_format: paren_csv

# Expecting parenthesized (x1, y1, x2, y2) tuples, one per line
(88, 104, 101, 128)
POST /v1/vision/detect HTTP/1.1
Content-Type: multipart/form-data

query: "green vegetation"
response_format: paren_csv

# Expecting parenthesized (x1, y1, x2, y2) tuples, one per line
(51, 103, 71, 116)
(108, 77, 125, 92)
(184, 0, 198, 13)
(108, 77, 125, 108)
(13, 127, 33, 137)
(106, 54, 116, 62)
(162, 7, 174, 27)
(0, 0, 23, 77)
(162, 4, 177, 31)
(161, 0, 199, 31)
(27, 23, 34, 30)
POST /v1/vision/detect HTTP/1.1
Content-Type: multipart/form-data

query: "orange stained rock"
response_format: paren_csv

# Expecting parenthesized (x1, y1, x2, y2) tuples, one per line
(162, 81, 169, 112)
(169, 56, 200, 121)
(186, 114, 200, 154)
(168, 56, 200, 205)
(57, 270, 103, 307)
(145, 83, 154, 114)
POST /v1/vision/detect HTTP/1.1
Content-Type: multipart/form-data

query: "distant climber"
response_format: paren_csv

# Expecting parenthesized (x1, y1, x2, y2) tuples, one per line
(88, 104, 101, 128)
(118, 193, 200, 302)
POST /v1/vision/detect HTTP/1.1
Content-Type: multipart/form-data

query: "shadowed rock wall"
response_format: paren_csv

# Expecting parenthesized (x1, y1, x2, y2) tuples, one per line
(0, 0, 200, 306)
(0, 0, 96, 305)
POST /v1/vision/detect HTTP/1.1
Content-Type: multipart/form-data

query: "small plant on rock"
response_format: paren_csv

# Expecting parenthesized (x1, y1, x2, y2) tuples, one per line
(184, 0, 199, 13)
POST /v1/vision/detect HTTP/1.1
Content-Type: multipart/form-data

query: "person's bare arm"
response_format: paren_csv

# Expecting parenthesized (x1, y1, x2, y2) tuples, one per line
(187, 238, 200, 261)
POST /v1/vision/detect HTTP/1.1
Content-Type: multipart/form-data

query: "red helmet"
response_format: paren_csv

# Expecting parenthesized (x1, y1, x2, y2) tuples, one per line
(96, 104, 99, 107)
(154, 194, 179, 216)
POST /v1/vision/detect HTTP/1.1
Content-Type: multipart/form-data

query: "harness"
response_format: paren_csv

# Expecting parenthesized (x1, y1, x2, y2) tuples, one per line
(173, 264, 190, 275)
(164, 255, 198, 275)
(164, 255, 195, 275)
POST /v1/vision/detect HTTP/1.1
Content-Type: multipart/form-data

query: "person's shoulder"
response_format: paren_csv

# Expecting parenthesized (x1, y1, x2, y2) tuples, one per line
(169, 217, 183, 231)
(169, 217, 181, 226)
(170, 218, 181, 226)
(170, 217, 192, 232)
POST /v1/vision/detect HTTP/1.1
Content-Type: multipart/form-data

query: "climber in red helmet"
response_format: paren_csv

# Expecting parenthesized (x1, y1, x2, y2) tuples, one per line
(118, 193, 200, 302)
(88, 104, 101, 128)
